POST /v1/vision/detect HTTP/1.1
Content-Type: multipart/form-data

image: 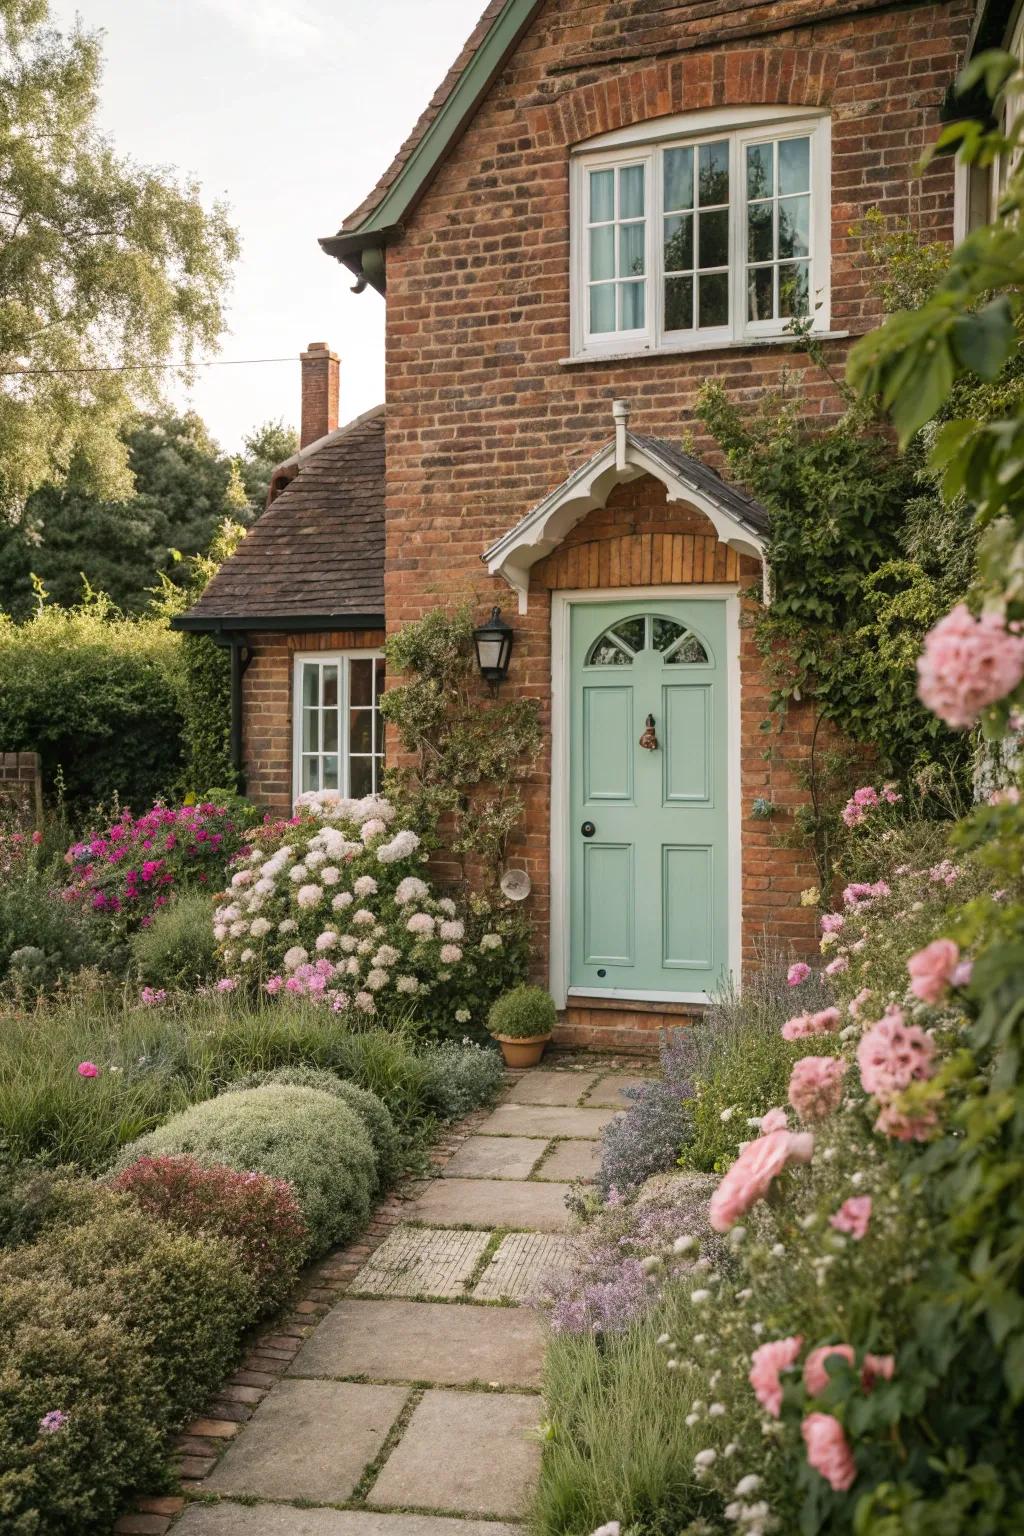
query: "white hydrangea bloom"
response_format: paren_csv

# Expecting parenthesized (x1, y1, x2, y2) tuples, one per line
(360, 818, 387, 843)
(240, 947, 255, 963)
(406, 912, 435, 937)
(289, 865, 309, 884)
(373, 945, 400, 967)
(455, 1008, 471, 1023)
(254, 877, 276, 896)
(354, 991, 375, 1013)
(279, 919, 298, 934)
(229, 920, 249, 938)
(231, 869, 254, 887)
(296, 884, 324, 909)
(338, 934, 358, 953)
(480, 933, 503, 950)
(332, 891, 353, 910)
(321, 866, 340, 885)
(213, 923, 227, 941)
(439, 919, 465, 941)
(438, 897, 457, 916)
(396, 975, 419, 994)
(354, 874, 378, 897)
(440, 944, 462, 964)
(366, 968, 388, 991)
(394, 876, 429, 906)
(283, 945, 309, 971)
(377, 828, 420, 864)
(249, 917, 272, 938)
(352, 908, 375, 926)
(357, 938, 374, 955)
(315, 931, 339, 951)
(221, 904, 241, 922)
(305, 849, 326, 868)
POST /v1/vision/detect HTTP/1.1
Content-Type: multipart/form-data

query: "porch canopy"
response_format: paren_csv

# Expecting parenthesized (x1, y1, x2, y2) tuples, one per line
(482, 402, 770, 612)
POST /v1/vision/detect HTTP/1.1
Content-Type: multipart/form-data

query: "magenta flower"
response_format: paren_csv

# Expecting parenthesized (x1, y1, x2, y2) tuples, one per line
(38, 1410, 68, 1434)
(76, 1062, 99, 1079)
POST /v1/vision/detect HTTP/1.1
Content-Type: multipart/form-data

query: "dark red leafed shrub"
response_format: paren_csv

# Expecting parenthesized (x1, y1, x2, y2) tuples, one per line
(112, 1155, 307, 1313)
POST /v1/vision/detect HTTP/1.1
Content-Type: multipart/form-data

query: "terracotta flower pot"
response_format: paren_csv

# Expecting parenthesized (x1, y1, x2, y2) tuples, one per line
(492, 1032, 553, 1068)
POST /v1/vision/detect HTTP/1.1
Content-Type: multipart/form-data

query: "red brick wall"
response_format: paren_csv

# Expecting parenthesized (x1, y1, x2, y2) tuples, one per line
(242, 630, 386, 812)
(377, 0, 972, 1041)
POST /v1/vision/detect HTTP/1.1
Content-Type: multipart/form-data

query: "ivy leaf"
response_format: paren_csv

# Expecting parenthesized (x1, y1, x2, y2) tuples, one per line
(951, 298, 1016, 380)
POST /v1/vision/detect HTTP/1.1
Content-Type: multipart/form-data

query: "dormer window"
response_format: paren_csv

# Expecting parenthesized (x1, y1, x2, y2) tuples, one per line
(570, 108, 831, 360)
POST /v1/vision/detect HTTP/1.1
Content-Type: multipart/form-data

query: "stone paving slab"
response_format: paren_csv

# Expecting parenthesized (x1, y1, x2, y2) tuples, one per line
(583, 1073, 652, 1107)
(175, 1505, 522, 1536)
(351, 1228, 491, 1298)
(505, 1070, 600, 1106)
(475, 1103, 616, 1139)
(442, 1135, 548, 1180)
(472, 1232, 575, 1302)
(288, 1298, 545, 1387)
(534, 1138, 601, 1182)
(202, 1379, 407, 1502)
(368, 1389, 542, 1517)
(408, 1178, 572, 1233)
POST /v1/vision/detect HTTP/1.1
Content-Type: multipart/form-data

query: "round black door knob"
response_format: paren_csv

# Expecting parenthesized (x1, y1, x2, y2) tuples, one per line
(581, 821, 596, 837)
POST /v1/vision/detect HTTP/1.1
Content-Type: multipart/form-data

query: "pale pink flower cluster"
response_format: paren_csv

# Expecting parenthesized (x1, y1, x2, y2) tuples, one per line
(907, 938, 960, 1003)
(917, 603, 1024, 728)
(781, 1007, 840, 1041)
(857, 1009, 935, 1099)
(824, 954, 849, 977)
(829, 1195, 872, 1240)
(759, 1107, 789, 1134)
(749, 1335, 802, 1416)
(842, 879, 889, 908)
(788, 1056, 847, 1122)
(820, 912, 844, 934)
(708, 1128, 814, 1232)
(804, 1344, 894, 1396)
(801, 1413, 856, 1492)
(841, 783, 901, 828)
(787, 962, 811, 987)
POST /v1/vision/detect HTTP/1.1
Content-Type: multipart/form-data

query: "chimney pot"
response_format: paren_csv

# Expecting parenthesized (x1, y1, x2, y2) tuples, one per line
(300, 342, 339, 447)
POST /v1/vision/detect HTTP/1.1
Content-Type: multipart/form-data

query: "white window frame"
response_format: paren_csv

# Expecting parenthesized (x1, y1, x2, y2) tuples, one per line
(570, 106, 831, 360)
(291, 650, 385, 802)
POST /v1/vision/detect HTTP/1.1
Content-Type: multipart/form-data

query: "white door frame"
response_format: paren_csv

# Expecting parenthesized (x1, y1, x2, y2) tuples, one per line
(549, 584, 742, 1009)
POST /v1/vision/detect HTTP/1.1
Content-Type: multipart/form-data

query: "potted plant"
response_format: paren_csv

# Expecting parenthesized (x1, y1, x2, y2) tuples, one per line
(487, 985, 557, 1068)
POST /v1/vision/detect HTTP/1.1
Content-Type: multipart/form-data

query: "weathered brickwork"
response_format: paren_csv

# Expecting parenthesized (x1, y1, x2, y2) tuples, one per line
(242, 630, 386, 810)
(375, 0, 970, 1046)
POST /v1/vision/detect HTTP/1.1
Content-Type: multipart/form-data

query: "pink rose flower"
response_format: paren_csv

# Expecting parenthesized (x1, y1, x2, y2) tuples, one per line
(820, 913, 845, 934)
(951, 959, 973, 988)
(802, 1413, 857, 1492)
(824, 955, 849, 977)
(857, 1010, 935, 1099)
(874, 1103, 939, 1142)
(804, 1344, 856, 1396)
(749, 1335, 803, 1417)
(709, 1128, 815, 1232)
(787, 962, 811, 986)
(759, 1107, 789, 1135)
(862, 1353, 895, 1389)
(907, 938, 960, 1004)
(829, 1195, 872, 1240)
(788, 1056, 847, 1122)
(76, 1062, 99, 1078)
(917, 604, 1024, 728)
(782, 1007, 841, 1041)
(848, 987, 872, 1019)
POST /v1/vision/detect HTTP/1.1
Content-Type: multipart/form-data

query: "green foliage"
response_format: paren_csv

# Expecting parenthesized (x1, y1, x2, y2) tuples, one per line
(487, 983, 556, 1040)
(0, 592, 183, 810)
(226, 1065, 401, 1186)
(118, 1084, 377, 1257)
(417, 1038, 505, 1119)
(130, 891, 220, 992)
(0, 1, 238, 517)
(0, 1268, 165, 1535)
(237, 419, 298, 519)
(381, 605, 543, 877)
(0, 835, 99, 990)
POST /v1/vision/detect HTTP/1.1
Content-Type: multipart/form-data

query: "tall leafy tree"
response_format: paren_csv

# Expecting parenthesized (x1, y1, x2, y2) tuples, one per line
(0, 0, 238, 515)
(238, 419, 298, 518)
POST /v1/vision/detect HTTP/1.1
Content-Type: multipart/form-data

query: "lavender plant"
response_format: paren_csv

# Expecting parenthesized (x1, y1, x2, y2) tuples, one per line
(595, 1030, 694, 1198)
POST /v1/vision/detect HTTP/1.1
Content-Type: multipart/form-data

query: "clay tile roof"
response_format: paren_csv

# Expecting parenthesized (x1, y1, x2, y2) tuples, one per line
(178, 406, 385, 629)
(338, 0, 512, 236)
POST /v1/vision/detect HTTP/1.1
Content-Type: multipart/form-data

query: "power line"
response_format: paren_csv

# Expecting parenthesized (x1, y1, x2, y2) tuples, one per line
(0, 356, 297, 377)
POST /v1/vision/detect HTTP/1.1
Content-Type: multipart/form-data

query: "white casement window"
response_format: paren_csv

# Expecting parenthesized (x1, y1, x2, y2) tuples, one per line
(571, 108, 831, 358)
(292, 651, 385, 800)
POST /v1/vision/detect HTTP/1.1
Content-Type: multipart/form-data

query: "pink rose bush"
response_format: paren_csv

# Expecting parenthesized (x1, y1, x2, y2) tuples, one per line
(708, 1127, 814, 1232)
(787, 962, 811, 986)
(801, 1413, 857, 1492)
(917, 603, 1024, 728)
(749, 1336, 803, 1417)
(781, 1006, 840, 1041)
(787, 1056, 847, 1122)
(907, 937, 960, 1003)
(829, 1195, 872, 1239)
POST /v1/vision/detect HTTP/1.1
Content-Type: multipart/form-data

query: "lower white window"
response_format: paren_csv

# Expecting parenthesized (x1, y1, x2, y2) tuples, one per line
(292, 651, 385, 799)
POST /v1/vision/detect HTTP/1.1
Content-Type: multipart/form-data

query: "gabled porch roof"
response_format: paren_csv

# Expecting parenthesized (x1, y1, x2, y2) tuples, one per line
(482, 403, 770, 612)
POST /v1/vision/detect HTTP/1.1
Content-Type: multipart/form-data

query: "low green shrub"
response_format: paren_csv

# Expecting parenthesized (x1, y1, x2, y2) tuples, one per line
(228, 1065, 401, 1185)
(131, 891, 219, 990)
(419, 1039, 505, 1120)
(0, 1168, 93, 1251)
(0, 833, 99, 992)
(4, 1190, 255, 1427)
(0, 1270, 165, 1536)
(487, 984, 556, 1040)
(118, 1085, 377, 1256)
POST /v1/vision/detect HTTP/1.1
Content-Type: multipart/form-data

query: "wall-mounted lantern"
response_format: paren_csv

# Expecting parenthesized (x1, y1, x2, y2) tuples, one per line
(473, 606, 514, 693)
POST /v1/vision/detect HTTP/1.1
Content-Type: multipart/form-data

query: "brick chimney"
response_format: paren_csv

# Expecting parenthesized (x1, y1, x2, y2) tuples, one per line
(300, 341, 339, 447)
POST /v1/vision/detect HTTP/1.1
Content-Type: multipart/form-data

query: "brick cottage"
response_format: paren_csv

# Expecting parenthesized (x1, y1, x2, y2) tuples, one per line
(177, 0, 989, 1051)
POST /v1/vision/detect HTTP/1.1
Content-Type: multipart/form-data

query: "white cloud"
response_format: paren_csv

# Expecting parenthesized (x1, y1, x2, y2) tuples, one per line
(199, 0, 327, 57)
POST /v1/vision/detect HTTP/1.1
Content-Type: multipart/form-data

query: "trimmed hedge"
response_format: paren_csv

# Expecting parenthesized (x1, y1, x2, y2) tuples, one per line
(118, 1085, 377, 1257)
(228, 1066, 401, 1186)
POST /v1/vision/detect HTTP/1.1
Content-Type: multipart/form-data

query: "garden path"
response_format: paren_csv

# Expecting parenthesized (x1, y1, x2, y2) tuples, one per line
(131, 1063, 647, 1536)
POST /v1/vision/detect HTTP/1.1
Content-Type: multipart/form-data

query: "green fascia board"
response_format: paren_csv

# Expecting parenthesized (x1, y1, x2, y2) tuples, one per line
(321, 0, 544, 279)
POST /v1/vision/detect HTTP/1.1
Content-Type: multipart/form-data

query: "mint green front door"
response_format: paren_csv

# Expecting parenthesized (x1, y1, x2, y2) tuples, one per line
(569, 599, 730, 997)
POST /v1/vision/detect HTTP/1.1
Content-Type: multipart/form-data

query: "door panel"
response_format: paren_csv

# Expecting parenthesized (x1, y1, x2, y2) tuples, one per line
(662, 844, 713, 968)
(582, 843, 635, 964)
(583, 686, 634, 801)
(569, 599, 730, 997)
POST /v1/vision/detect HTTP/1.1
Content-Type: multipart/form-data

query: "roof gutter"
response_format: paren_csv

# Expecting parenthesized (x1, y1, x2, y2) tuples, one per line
(169, 613, 386, 634)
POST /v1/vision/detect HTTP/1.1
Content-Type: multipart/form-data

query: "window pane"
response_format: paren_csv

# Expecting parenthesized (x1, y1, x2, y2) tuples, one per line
(590, 283, 616, 333)
(778, 194, 810, 259)
(350, 757, 373, 798)
(747, 264, 774, 321)
(698, 140, 729, 205)
(302, 709, 319, 752)
(619, 281, 645, 330)
(748, 201, 773, 263)
(665, 633, 710, 664)
(779, 262, 810, 317)
(374, 661, 385, 699)
(698, 271, 729, 328)
(616, 617, 647, 653)
(374, 755, 384, 791)
(323, 710, 338, 752)
(590, 224, 614, 280)
(664, 213, 693, 272)
(322, 665, 338, 707)
(653, 617, 685, 651)
(350, 710, 373, 755)
(619, 221, 645, 276)
(698, 208, 728, 269)
(746, 143, 773, 200)
(588, 639, 631, 665)
(619, 164, 645, 218)
(302, 757, 319, 791)
(323, 755, 339, 790)
(779, 136, 810, 196)
(664, 146, 694, 211)
(302, 666, 319, 707)
(350, 658, 373, 707)
(664, 274, 694, 331)
(590, 168, 614, 222)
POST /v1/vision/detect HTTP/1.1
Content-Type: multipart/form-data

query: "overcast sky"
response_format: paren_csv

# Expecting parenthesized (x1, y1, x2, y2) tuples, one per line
(53, 0, 485, 453)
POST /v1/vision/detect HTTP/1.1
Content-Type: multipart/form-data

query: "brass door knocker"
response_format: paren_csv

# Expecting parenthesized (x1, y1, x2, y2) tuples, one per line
(639, 713, 658, 751)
